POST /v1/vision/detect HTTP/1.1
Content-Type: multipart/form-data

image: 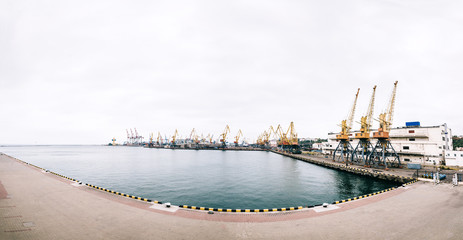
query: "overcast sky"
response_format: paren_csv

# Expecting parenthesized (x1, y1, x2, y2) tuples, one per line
(1, 0, 462, 145)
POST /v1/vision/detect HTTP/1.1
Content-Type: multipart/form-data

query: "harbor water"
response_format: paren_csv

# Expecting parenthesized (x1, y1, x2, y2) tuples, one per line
(0, 145, 398, 209)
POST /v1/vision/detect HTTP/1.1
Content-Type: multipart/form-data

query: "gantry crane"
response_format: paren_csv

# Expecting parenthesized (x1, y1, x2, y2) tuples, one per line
(157, 132, 163, 145)
(264, 126, 275, 147)
(219, 125, 230, 148)
(234, 129, 243, 146)
(130, 129, 135, 145)
(171, 129, 179, 147)
(189, 128, 199, 145)
(275, 124, 288, 147)
(149, 133, 154, 147)
(126, 129, 130, 145)
(256, 133, 264, 146)
(369, 81, 400, 169)
(333, 88, 360, 163)
(352, 86, 376, 165)
(286, 122, 298, 146)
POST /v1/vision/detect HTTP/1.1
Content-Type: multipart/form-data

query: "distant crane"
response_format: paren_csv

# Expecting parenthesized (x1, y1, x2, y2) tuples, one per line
(333, 88, 360, 163)
(157, 132, 163, 145)
(234, 129, 243, 146)
(149, 133, 153, 146)
(126, 129, 130, 144)
(171, 129, 179, 146)
(273, 122, 300, 153)
(352, 86, 376, 165)
(219, 125, 230, 148)
(111, 137, 116, 146)
(261, 126, 276, 148)
(189, 128, 198, 144)
(275, 124, 287, 147)
(369, 81, 400, 169)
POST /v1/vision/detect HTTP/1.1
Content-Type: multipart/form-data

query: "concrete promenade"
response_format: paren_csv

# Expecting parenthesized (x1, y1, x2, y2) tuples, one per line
(1, 154, 463, 240)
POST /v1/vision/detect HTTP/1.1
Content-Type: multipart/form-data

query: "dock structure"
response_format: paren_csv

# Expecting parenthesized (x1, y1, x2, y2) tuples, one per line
(1, 154, 463, 239)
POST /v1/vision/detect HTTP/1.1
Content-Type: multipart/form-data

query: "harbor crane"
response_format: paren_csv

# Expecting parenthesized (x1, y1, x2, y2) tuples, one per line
(261, 126, 276, 148)
(126, 129, 130, 144)
(369, 81, 400, 169)
(352, 86, 376, 165)
(234, 129, 243, 146)
(157, 132, 163, 145)
(256, 133, 264, 145)
(189, 128, 199, 144)
(149, 133, 154, 146)
(333, 88, 360, 163)
(130, 129, 135, 144)
(220, 125, 230, 148)
(171, 129, 179, 146)
(274, 122, 300, 153)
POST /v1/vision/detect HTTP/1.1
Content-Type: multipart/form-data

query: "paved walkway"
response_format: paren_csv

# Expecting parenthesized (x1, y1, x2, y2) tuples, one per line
(1, 154, 462, 239)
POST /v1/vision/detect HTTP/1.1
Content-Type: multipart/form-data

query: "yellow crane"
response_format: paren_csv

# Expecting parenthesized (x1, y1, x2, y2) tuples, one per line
(275, 124, 288, 146)
(256, 133, 264, 145)
(157, 132, 163, 145)
(219, 125, 230, 147)
(370, 81, 400, 169)
(353, 86, 376, 164)
(333, 88, 360, 163)
(263, 126, 275, 145)
(234, 129, 243, 146)
(189, 128, 199, 144)
(286, 122, 298, 146)
(149, 133, 153, 146)
(171, 129, 179, 146)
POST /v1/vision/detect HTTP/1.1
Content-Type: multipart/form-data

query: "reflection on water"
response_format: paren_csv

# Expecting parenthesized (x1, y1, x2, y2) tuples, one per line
(0, 145, 398, 209)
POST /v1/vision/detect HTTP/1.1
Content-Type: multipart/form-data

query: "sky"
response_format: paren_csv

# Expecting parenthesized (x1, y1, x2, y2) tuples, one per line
(1, 0, 462, 145)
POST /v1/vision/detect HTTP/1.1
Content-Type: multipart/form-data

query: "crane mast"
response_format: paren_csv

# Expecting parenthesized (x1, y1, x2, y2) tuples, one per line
(337, 88, 360, 140)
(370, 81, 400, 169)
(352, 86, 376, 164)
(234, 129, 243, 146)
(171, 129, 179, 146)
(220, 125, 230, 148)
(356, 86, 376, 139)
(333, 88, 360, 163)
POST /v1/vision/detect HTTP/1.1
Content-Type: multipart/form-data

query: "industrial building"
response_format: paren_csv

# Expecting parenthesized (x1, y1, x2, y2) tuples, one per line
(323, 122, 456, 166)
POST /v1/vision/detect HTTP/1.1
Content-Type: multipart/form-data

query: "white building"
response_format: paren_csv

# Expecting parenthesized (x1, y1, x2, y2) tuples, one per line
(445, 151, 463, 167)
(323, 123, 453, 166)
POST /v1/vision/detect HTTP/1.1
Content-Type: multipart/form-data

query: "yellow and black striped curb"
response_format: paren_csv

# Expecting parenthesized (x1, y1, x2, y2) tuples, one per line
(272, 151, 416, 184)
(332, 180, 417, 204)
(84, 183, 162, 204)
(179, 205, 305, 213)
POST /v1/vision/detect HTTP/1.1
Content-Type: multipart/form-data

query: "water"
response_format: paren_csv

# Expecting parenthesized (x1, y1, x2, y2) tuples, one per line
(0, 145, 398, 209)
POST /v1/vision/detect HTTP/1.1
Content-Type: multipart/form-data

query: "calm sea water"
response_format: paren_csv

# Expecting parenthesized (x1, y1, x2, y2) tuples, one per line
(0, 145, 397, 209)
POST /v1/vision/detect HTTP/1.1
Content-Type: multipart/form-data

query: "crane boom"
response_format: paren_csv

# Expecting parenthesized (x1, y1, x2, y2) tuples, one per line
(337, 88, 360, 140)
(172, 129, 179, 144)
(366, 86, 377, 131)
(347, 88, 360, 132)
(386, 81, 398, 132)
(356, 86, 376, 139)
(220, 125, 230, 143)
(234, 129, 243, 144)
